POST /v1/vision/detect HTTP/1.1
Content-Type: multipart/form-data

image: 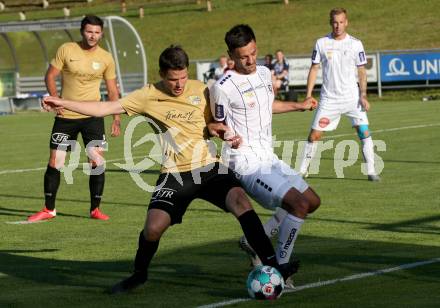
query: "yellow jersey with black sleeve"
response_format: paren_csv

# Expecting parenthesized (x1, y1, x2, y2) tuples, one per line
(119, 80, 218, 173)
(51, 42, 116, 119)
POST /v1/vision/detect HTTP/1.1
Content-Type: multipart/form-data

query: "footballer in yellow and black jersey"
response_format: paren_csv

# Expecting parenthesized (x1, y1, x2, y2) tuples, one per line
(119, 79, 218, 174)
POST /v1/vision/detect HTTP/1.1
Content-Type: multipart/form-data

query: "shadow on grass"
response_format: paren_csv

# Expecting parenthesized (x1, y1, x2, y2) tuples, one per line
(367, 214, 440, 234)
(0, 202, 235, 221)
(0, 205, 85, 219)
(0, 235, 439, 306)
(0, 194, 147, 209)
(311, 214, 440, 235)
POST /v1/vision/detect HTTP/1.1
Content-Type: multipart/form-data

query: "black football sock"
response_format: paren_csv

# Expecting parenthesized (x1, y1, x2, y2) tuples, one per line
(134, 230, 159, 278)
(89, 171, 105, 212)
(44, 165, 60, 211)
(237, 210, 278, 268)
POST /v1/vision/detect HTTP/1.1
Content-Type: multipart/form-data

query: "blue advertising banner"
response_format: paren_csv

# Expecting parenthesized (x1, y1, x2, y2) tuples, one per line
(380, 53, 440, 82)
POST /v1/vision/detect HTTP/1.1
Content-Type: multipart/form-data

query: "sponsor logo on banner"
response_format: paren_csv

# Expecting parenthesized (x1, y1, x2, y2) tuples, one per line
(381, 52, 440, 82)
(386, 58, 410, 76)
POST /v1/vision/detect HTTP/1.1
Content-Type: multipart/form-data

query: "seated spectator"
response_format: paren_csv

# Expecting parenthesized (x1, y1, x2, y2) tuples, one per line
(224, 58, 235, 73)
(271, 50, 289, 96)
(214, 55, 228, 80)
(264, 54, 273, 70)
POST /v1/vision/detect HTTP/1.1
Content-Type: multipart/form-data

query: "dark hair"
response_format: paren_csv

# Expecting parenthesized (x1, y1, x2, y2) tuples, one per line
(224, 24, 256, 52)
(159, 45, 189, 72)
(80, 15, 104, 32)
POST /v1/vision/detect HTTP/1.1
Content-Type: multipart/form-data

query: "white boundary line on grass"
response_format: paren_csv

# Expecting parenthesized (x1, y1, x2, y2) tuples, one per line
(0, 155, 146, 175)
(0, 123, 439, 176)
(197, 257, 440, 308)
(5, 220, 47, 225)
(319, 123, 440, 140)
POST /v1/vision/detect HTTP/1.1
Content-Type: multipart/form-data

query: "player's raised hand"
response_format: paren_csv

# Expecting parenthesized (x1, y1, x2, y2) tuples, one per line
(225, 133, 242, 149)
(42, 96, 64, 111)
(54, 107, 65, 116)
(207, 122, 229, 138)
(303, 96, 318, 111)
(206, 122, 242, 148)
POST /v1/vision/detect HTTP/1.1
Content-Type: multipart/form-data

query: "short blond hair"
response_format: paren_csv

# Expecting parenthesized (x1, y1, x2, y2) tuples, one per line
(329, 7, 347, 23)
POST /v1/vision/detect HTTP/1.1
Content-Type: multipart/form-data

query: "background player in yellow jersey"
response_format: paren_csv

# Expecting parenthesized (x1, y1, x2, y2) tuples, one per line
(41, 45, 299, 293)
(28, 15, 120, 222)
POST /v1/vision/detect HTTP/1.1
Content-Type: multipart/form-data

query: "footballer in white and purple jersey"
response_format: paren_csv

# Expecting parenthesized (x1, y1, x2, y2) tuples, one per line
(299, 7, 380, 181)
(313, 33, 367, 101)
(209, 25, 321, 282)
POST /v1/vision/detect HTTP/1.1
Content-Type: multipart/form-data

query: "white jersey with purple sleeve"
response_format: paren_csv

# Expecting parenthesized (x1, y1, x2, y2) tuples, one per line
(312, 33, 367, 101)
(209, 66, 275, 168)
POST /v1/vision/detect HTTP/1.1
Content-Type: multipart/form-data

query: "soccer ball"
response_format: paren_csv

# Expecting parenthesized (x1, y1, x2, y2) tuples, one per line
(246, 265, 284, 300)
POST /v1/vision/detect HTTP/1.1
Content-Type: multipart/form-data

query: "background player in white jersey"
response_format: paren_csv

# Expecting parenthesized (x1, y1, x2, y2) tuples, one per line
(209, 24, 321, 286)
(298, 8, 380, 181)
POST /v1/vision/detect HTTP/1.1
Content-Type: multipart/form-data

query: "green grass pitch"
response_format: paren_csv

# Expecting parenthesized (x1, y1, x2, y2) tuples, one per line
(0, 98, 439, 307)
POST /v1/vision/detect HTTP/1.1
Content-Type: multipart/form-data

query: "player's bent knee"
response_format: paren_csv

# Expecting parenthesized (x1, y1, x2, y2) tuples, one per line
(226, 187, 252, 216)
(283, 191, 309, 218)
(357, 124, 370, 140)
(283, 202, 308, 218)
(144, 209, 171, 241)
(49, 150, 67, 169)
(144, 224, 165, 241)
(295, 199, 310, 217)
(308, 195, 321, 213)
(303, 188, 321, 214)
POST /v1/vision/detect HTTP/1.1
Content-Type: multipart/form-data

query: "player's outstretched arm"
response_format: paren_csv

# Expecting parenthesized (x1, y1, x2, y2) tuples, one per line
(42, 96, 125, 117)
(272, 97, 317, 114)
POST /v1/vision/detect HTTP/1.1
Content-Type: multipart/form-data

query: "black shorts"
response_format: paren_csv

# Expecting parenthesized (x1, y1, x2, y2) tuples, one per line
(49, 117, 106, 151)
(148, 162, 242, 225)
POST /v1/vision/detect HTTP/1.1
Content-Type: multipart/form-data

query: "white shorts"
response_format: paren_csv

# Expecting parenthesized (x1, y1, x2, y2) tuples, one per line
(235, 157, 309, 210)
(311, 97, 369, 131)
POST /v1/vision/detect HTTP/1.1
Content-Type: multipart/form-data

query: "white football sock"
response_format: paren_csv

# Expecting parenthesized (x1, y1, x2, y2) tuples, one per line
(276, 214, 304, 264)
(263, 207, 288, 238)
(299, 141, 318, 174)
(361, 136, 376, 175)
